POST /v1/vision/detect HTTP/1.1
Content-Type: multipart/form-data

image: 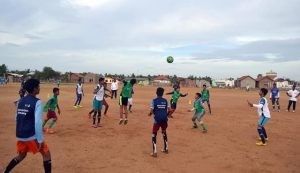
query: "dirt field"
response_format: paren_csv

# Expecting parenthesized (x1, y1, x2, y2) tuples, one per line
(0, 83, 299, 173)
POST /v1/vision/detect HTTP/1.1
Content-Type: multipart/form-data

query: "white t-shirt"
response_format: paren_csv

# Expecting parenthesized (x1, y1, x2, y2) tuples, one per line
(95, 84, 104, 101)
(253, 97, 271, 118)
(111, 81, 118, 91)
(287, 89, 300, 101)
(77, 84, 83, 94)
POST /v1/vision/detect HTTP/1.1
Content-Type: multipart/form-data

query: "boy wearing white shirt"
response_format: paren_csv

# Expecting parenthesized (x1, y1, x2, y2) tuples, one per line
(286, 84, 300, 113)
(92, 78, 105, 128)
(248, 88, 271, 146)
(74, 79, 84, 108)
(111, 79, 118, 99)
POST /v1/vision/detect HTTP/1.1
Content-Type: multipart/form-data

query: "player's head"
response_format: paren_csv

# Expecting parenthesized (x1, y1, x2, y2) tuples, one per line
(273, 83, 277, 87)
(259, 88, 268, 97)
(203, 84, 207, 89)
(53, 87, 60, 96)
(113, 79, 116, 82)
(292, 84, 296, 90)
(23, 79, 40, 95)
(78, 79, 82, 84)
(156, 87, 164, 97)
(195, 93, 201, 99)
(19, 89, 26, 98)
(99, 77, 105, 84)
(130, 79, 137, 85)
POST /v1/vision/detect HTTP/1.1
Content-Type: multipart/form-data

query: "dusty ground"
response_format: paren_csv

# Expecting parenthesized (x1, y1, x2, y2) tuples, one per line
(0, 83, 299, 173)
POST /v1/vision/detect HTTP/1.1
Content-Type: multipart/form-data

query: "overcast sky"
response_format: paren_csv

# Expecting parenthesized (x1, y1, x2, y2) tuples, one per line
(0, 0, 299, 80)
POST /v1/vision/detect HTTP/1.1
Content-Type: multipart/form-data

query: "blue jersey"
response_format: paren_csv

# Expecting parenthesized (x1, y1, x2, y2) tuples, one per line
(151, 97, 168, 123)
(16, 95, 44, 143)
(270, 87, 279, 98)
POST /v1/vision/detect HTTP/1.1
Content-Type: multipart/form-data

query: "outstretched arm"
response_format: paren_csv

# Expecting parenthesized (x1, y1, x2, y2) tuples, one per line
(166, 91, 174, 95)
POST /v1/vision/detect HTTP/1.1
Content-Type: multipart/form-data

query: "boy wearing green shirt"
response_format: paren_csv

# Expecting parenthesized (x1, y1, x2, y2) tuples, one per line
(201, 84, 211, 114)
(189, 93, 207, 133)
(43, 88, 61, 134)
(119, 79, 136, 125)
(166, 86, 188, 118)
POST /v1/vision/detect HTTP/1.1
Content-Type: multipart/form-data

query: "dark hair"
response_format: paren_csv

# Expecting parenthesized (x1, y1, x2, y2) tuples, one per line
(203, 84, 207, 87)
(260, 88, 268, 96)
(78, 79, 81, 82)
(53, 87, 59, 93)
(156, 87, 164, 97)
(130, 79, 137, 85)
(196, 92, 202, 98)
(23, 79, 40, 94)
(99, 77, 105, 82)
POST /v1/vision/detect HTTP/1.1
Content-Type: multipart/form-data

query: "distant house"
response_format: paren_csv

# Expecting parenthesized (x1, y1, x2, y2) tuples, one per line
(195, 80, 211, 88)
(68, 73, 84, 83)
(123, 77, 150, 86)
(256, 76, 274, 88)
(180, 79, 197, 87)
(275, 78, 289, 88)
(214, 80, 226, 88)
(84, 73, 99, 84)
(153, 76, 171, 86)
(7, 73, 23, 83)
(236, 76, 256, 89)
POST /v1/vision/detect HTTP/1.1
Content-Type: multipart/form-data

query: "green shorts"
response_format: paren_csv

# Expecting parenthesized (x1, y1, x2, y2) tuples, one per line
(192, 110, 205, 121)
(93, 99, 103, 110)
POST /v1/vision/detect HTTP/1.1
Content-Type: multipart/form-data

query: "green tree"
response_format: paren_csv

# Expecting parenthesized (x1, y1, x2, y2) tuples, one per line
(41, 67, 60, 80)
(0, 64, 8, 76)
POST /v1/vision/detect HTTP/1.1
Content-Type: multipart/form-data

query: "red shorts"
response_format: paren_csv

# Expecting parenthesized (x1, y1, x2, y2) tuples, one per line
(152, 122, 168, 133)
(47, 110, 57, 119)
(17, 140, 49, 154)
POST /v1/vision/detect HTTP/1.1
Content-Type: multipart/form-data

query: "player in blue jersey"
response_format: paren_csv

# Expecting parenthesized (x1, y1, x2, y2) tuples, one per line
(149, 87, 171, 157)
(4, 79, 52, 173)
(270, 83, 280, 112)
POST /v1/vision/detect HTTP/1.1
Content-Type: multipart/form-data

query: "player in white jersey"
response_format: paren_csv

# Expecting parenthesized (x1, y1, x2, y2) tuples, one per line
(74, 79, 84, 108)
(248, 88, 271, 146)
(286, 84, 300, 113)
(91, 77, 105, 128)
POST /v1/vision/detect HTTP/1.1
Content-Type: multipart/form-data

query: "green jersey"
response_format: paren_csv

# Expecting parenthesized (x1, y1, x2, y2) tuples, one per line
(44, 95, 58, 112)
(121, 82, 133, 98)
(171, 91, 181, 103)
(194, 98, 204, 113)
(201, 89, 210, 100)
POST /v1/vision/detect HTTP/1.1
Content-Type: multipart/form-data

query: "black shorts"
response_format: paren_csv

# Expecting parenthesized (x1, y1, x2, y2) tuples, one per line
(170, 99, 177, 109)
(119, 96, 129, 106)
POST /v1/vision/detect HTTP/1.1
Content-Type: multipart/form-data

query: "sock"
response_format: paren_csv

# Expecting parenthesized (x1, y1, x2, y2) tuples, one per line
(152, 133, 157, 153)
(43, 160, 52, 173)
(162, 132, 168, 151)
(93, 111, 97, 124)
(261, 126, 268, 139)
(4, 158, 21, 173)
(257, 128, 266, 143)
(49, 120, 56, 128)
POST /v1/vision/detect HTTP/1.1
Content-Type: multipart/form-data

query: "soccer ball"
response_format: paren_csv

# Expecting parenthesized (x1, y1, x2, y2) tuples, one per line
(167, 56, 174, 63)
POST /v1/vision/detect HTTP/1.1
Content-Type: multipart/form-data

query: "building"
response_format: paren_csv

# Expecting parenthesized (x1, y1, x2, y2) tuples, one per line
(84, 73, 99, 84)
(152, 75, 171, 86)
(213, 79, 235, 88)
(68, 73, 84, 83)
(275, 78, 289, 88)
(266, 70, 277, 80)
(7, 73, 23, 83)
(236, 76, 256, 89)
(256, 76, 274, 88)
(180, 79, 197, 87)
(195, 80, 211, 88)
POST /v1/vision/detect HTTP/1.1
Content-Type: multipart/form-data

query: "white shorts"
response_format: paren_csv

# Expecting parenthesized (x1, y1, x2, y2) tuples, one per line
(128, 98, 133, 105)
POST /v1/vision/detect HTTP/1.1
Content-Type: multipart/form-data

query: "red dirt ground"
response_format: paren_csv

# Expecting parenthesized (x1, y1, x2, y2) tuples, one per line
(0, 83, 299, 173)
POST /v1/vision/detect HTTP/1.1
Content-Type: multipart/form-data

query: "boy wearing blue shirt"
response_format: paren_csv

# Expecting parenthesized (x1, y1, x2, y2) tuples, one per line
(4, 79, 52, 173)
(270, 83, 280, 112)
(149, 87, 170, 157)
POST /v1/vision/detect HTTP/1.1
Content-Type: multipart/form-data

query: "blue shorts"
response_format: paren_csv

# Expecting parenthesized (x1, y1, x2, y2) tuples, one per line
(258, 116, 270, 126)
(93, 99, 103, 110)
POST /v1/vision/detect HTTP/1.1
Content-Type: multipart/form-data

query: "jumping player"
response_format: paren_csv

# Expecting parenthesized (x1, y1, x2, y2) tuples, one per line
(188, 93, 207, 133)
(247, 88, 271, 146)
(270, 83, 280, 112)
(92, 77, 105, 127)
(74, 79, 84, 108)
(119, 79, 136, 125)
(149, 87, 170, 157)
(88, 82, 111, 118)
(166, 86, 188, 118)
(201, 84, 211, 114)
(286, 84, 300, 113)
(43, 87, 61, 134)
(3, 79, 52, 173)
